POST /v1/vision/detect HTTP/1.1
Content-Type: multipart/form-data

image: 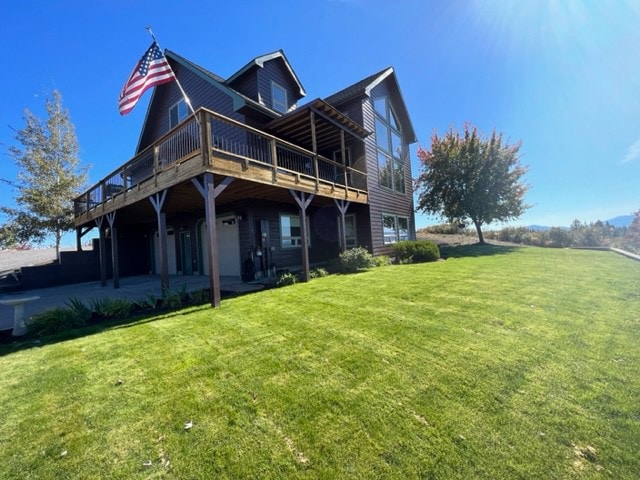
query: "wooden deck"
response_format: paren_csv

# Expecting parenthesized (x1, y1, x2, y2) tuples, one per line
(74, 108, 368, 228)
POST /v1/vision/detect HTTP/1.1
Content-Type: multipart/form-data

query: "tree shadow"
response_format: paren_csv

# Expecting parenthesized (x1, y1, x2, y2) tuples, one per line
(440, 242, 522, 259)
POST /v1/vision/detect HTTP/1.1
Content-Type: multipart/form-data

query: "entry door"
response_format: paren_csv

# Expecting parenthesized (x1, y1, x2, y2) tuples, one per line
(154, 229, 177, 275)
(200, 215, 241, 277)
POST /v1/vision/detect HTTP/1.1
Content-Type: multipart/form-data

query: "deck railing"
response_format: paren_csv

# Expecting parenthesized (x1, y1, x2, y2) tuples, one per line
(74, 108, 367, 217)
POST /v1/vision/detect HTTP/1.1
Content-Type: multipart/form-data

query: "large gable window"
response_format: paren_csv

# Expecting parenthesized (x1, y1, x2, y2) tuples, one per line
(374, 96, 405, 194)
(169, 99, 188, 129)
(271, 82, 288, 113)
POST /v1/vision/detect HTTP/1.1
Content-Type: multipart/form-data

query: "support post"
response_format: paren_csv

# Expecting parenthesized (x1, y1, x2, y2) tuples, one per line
(106, 212, 119, 289)
(310, 111, 319, 190)
(76, 227, 83, 252)
(149, 191, 169, 292)
(334, 199, 350, 252)
(199, 110, 211, 166)
(290, 190, 314, 282)
(192, 174, 234, 307)
(95, 216, 107, 287)
(340, 129, 348, 189)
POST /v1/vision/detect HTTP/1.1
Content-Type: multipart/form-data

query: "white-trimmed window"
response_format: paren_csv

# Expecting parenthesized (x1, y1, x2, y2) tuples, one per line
(169, 99, 188, 129)
(271, 82, 288, 113)
(382, 214, 409, 244)
(280, 213, 311, 248)
(373, 96, 405, 194)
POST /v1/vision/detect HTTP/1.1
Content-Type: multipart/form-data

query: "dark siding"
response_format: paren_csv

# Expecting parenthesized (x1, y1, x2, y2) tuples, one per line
(258, 59, 302, 112)
(138, 60, 244, 152)
(362, 80, 416, 255)
(228, 69, 259, 102)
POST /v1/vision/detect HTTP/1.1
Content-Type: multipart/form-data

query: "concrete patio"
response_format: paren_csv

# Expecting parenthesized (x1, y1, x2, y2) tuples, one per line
(0, 274, 265, 333)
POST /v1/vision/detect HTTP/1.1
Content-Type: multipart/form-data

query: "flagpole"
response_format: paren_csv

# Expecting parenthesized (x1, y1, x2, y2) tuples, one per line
(145, 26, 199, 125)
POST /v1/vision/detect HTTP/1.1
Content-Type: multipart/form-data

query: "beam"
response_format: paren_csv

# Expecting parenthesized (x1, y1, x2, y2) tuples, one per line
(105, 211, 119, 289)
(334, 199, 350, 252)
(95, 216, 107, 287)
(290, 190, 314, 282)
(149, 191, 169, 292)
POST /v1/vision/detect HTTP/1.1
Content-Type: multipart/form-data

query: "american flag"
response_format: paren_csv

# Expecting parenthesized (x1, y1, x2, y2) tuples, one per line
(118, 42, 175, 115)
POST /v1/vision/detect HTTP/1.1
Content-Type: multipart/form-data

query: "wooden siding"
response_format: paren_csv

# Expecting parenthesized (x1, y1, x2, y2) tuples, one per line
(258, 58, 302, 112)
(138, 60, 243, 152)
(362, 80, 416, 255)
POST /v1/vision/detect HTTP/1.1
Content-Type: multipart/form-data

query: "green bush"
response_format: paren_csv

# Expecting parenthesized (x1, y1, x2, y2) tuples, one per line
(373, 255, 392, 267)
(392, 240, 440, 264)
(276, 272, 297, 287)
(29, 306, 88, 337)
(339, 247, 376, 273)
(309, 267, 329, 278)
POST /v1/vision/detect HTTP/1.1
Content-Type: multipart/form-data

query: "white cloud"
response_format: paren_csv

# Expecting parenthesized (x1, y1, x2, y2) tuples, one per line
(621, 138, 640, 164)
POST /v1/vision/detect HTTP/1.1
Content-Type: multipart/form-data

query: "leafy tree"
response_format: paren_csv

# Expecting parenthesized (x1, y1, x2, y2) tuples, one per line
(1, 90, 87, 259)
(415, 124, 530, 244)
(624, 210, 640, 253)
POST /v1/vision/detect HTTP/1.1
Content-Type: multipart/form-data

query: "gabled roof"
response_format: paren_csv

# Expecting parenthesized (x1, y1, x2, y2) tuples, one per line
(324, 67, 417, 144)
(226, 50, 306, 97)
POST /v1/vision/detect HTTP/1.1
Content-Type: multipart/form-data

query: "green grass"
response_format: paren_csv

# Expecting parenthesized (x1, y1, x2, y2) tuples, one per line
(0, 246, 638, 479)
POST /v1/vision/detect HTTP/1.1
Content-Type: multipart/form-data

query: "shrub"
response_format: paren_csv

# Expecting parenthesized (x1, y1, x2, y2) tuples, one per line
(276, 272, 297, 287)
(373, 255, 392, 267)
(392, 240, 440, 264)
(88, 297, 133, 320)
(309, 267, 329, 278)
(29, 306, 87, 337)
(339, 247, 376, 273)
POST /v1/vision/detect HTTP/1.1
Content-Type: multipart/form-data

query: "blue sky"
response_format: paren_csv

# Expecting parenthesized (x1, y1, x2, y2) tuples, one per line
(1, 0, 639, 246)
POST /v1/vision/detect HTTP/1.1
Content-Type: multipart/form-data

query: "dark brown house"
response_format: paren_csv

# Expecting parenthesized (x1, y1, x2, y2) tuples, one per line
(73, 49, 417, 305)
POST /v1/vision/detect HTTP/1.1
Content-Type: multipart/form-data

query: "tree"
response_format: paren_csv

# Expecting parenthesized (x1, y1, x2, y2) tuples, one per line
(624, 210, 640, 253)
(1, 90, 87, 259)
(415, 124, 529, 244)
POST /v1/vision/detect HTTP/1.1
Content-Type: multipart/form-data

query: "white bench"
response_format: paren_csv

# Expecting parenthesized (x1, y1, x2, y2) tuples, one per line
(0, 296, 40, 336)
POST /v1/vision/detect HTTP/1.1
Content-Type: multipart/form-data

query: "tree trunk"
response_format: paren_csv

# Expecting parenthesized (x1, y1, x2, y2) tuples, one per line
(473, 220, 485, 245)
(55, 230, 61, 263)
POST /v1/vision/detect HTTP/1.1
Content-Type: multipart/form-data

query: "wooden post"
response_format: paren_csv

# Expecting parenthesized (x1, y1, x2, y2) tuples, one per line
(192, 174, 234, 307)
(204, 173, 221, 307)
(200, 110, 212, 167)
(106, 212, 119, 289)
(340, 129, 348, 189)
(334, 199, 350, 252)
(149, 191, 169, 292)
(290, 190, 314, 282)
(154, 146, 160, 187)
(270, 139, 278, 183)
(95, 217, 107, 287)
(310, 111, 319, 190)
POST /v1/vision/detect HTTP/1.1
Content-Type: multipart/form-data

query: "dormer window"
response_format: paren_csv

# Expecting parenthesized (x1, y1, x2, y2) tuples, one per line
(169, 99, 188, 129)
(271, 82, 288, 113)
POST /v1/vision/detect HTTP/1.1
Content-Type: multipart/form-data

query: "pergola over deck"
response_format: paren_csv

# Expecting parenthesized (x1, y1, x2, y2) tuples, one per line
(73, 107, 370, 306)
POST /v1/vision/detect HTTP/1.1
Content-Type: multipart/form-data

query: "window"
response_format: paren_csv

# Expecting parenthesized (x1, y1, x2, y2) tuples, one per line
(382, 214, 410, 244)
(169, 99, 188, 129)
(345, 214, 357, 248)
(271, 82, 288, 113)
(373, 95, 405, 194)
(280, 213, 311, 248)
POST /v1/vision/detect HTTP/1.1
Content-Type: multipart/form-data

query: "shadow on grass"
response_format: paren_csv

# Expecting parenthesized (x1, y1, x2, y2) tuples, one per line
(0, 306, 211, 358)
(440, 242, 522, 259)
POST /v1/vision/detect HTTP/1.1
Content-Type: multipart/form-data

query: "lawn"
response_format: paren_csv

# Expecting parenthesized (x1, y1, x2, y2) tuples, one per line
(0, 246, 638, 479)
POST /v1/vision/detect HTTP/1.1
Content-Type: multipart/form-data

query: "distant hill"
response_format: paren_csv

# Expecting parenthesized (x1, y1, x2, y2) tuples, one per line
(606, 215, 634, 228)
(527, 215, 633, 231)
